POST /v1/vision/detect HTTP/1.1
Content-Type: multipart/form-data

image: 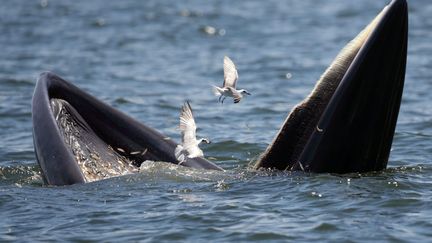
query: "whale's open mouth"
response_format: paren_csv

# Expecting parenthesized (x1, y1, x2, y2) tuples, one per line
(255, 0, 408, 173)
(32, 0, 408, 185)
(51, 98, 139, 182)
(32, 73, 222, 186)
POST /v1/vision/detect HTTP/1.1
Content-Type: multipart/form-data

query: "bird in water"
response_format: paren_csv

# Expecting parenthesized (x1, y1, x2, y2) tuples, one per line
(213, 56, 251, 103)
(175, 101, 210, 164)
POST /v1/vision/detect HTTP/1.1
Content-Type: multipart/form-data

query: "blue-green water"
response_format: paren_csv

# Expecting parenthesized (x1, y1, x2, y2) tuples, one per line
(1, 0, 432, 241)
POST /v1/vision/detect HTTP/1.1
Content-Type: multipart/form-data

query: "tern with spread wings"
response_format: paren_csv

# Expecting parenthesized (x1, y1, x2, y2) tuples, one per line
(174, 102, 210, 164)
(213, 56, 251, 103)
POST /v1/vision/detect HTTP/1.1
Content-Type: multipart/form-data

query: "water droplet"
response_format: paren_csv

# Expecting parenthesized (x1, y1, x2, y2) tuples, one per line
(40, 0, 48, 8)
(95, 18, 106, 27)
(203, 26, 216, 35)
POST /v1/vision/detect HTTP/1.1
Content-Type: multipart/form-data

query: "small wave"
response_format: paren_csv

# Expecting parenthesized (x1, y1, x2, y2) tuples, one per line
(113, 97, 132, 104)
(0, 78, 34, 87)
(386, 164, 431, 174)
(91, 18, 106, 27)
(179, 9, 203, 18)
(250, 106, 280, 114)
(312, 222, 339, 232)
(138, 160, 230, 182)
(0, 164, 43, 186)
(205, 141, 264, 169)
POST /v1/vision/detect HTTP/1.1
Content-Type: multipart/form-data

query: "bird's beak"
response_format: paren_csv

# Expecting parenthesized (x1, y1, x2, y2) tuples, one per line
(245, 91, 251, 95)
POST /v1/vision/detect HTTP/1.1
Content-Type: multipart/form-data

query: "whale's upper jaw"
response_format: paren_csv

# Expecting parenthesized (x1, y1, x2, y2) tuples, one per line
(256, 0, 408, 173)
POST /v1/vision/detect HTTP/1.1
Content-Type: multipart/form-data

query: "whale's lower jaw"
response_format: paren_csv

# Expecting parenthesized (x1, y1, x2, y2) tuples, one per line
(32, 72, 223, 186)
(255, 0, 408, 173)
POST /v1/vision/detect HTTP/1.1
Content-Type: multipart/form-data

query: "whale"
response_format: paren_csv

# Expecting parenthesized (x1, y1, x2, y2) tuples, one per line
(32, 72, 223, 186)
(32, 0, 407, 185)
(255, 0, 408, 173)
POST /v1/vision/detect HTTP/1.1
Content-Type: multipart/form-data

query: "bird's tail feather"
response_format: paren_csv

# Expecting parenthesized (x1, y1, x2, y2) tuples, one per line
(175, 145, 186, 163)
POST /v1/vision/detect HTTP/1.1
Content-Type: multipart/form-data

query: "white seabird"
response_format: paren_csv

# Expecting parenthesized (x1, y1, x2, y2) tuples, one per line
(213, 56, 251, 103)
(174, 101, 210, 164)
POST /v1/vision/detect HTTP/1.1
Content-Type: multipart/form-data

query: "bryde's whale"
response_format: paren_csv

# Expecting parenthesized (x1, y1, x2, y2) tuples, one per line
(32, 0, 408, 185)
(255, 0, 408, 173)
(32, 73, 223, 185)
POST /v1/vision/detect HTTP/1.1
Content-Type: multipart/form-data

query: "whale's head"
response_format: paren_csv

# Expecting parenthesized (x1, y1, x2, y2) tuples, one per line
(255, 0, 408, 173)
